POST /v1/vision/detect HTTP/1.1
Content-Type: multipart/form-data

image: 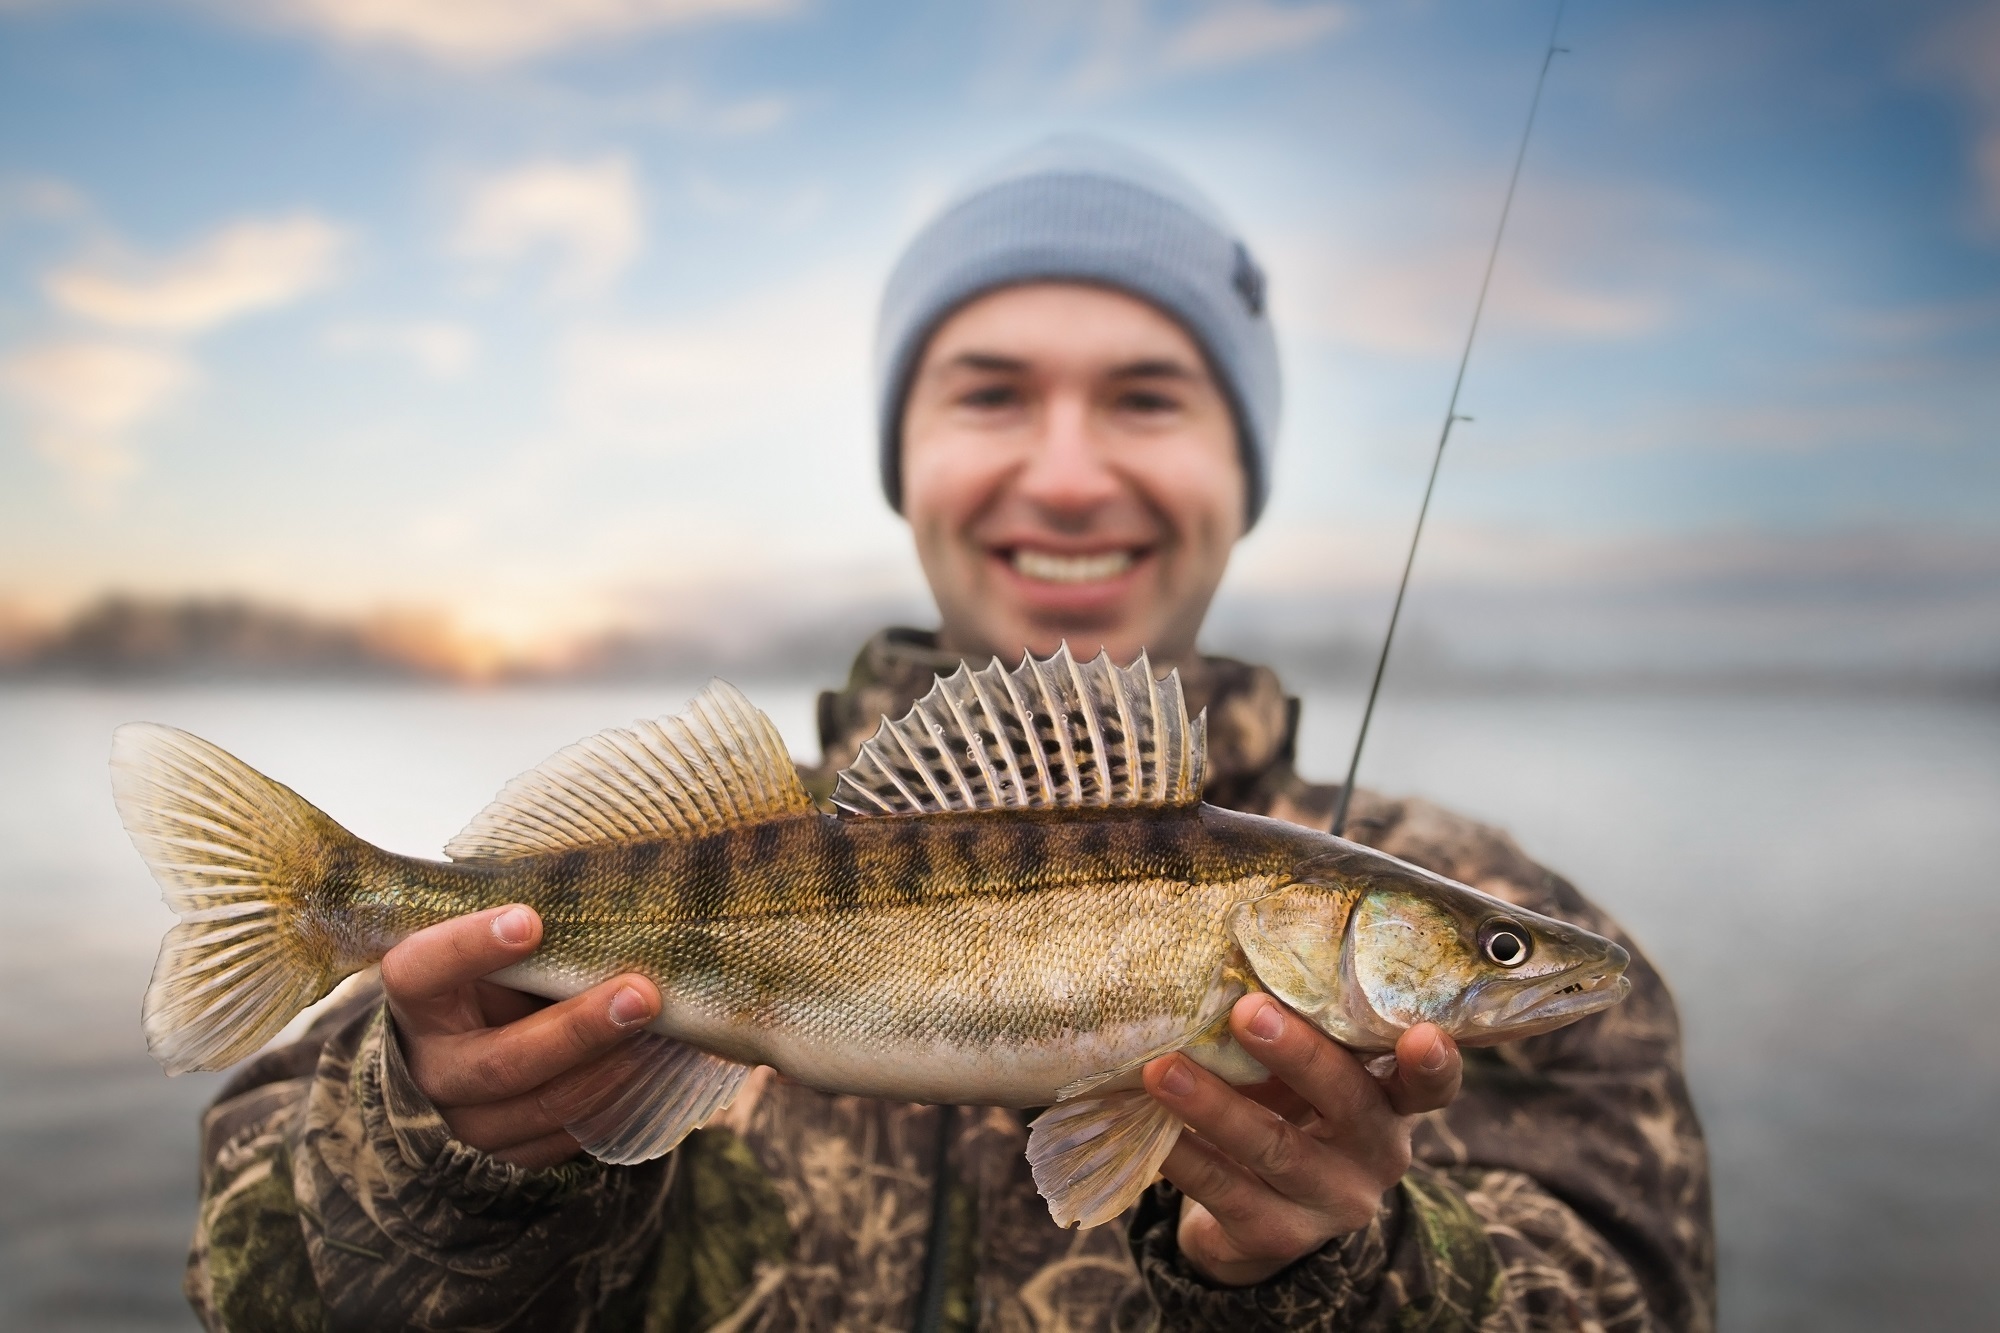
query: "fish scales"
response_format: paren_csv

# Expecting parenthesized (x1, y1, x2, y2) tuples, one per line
(355, 808, 1293, 1060)
(114, 647, 1632, 1227)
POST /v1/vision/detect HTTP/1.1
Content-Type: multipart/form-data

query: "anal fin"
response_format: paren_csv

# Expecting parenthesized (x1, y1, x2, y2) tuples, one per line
(539, 1033, 751, 1165)
(1027, 1090, 1183, 1229)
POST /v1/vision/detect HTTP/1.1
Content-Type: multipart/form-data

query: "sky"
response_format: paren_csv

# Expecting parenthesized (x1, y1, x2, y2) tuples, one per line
(0, 0, 1995, 673)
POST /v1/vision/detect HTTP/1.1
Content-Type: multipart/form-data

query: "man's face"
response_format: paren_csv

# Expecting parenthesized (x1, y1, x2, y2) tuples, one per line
(900, 283, 1245, 667)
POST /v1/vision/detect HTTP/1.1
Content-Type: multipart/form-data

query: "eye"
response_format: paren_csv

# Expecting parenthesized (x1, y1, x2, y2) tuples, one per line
(1480, 920, 1531, 968)
(960, 383, 1022, 410)
(1114, 389, 1180, 415)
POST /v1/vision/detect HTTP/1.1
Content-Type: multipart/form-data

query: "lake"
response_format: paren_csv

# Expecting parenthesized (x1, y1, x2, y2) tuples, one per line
(2, 681, 1994, 1330)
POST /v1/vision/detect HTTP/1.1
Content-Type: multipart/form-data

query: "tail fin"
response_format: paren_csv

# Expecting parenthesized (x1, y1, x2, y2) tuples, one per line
(112, 723, 355, 1075)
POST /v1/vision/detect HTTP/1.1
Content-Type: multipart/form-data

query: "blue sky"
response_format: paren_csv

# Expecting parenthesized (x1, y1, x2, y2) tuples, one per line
(1, 0, 1995, 670)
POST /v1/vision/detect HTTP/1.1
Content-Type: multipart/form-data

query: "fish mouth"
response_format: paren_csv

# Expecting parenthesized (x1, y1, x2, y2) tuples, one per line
(1468, 942, 1632, 1036)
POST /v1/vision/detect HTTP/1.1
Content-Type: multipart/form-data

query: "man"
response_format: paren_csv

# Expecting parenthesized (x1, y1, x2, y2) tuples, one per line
(185, 138, 1713, 1330)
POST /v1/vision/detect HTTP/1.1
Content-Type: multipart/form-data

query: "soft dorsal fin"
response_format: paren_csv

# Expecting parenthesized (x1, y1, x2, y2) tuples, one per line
(446, 680, 812, 860)
(832, 645, 1206, 818)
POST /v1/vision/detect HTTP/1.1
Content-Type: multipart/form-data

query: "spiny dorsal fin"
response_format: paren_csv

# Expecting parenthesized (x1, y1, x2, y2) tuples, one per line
(446, 679, 812, 860)
(832, 645, 1206, 818)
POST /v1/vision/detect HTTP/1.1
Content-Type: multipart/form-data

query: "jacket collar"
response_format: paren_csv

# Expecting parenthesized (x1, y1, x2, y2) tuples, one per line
(811, 627, 1300, 793)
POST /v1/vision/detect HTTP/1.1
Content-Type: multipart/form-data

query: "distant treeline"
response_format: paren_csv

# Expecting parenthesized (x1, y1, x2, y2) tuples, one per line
(2, 596, 455, 681)
(0, 595, 885, 684)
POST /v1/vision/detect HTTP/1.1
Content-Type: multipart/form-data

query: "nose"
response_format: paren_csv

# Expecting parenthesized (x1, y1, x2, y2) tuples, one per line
(1012, 389, 1123, 522)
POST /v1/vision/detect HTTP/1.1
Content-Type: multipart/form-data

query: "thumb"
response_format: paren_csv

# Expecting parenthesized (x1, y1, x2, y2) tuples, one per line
(1380, 1023, 1461, 1115)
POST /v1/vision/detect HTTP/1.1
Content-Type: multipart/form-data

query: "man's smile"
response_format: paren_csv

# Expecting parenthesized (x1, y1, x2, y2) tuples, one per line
(1006, 547, 1140, 584)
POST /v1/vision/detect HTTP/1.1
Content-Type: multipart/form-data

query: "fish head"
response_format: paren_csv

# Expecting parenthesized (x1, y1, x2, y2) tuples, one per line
(1342, 882, 1631, 1046)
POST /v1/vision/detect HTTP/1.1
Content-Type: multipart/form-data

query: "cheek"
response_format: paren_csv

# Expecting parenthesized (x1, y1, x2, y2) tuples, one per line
(903, 441, 1008, 549)
(1134, 442, 1244, 556)
(1351, 913, 1462, 1027)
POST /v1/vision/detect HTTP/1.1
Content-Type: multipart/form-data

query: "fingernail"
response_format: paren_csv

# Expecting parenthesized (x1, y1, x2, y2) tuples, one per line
(1160, 1059, 1195, 1097)
(1247, 999, 1284, 1043)
(1418, 1030, 1451, 1072)
(492, 906, 534, 946)
(609, 985, 652, 1028)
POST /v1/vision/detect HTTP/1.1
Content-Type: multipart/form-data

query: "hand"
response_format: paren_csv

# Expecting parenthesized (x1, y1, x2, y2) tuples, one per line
(1141, 994, 1462, 1287)
(380, 904, 662, 1170)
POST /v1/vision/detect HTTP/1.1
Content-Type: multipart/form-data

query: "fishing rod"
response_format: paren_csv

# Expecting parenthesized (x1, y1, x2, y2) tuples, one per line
(1330, 0, 1570, 838)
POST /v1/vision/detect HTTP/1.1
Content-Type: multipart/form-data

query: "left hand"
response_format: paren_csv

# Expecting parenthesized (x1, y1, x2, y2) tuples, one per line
(1141, 994, 1463, 1287)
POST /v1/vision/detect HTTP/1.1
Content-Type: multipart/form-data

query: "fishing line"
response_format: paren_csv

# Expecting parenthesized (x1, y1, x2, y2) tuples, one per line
(1330, 0, 1571, 838)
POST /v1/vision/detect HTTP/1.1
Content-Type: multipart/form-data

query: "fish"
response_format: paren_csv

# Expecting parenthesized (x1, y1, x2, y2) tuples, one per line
(112, 645, 1631, 1229)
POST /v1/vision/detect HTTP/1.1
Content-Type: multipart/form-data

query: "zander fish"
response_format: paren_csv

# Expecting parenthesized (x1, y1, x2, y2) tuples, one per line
(113, 647, 1630, 1228)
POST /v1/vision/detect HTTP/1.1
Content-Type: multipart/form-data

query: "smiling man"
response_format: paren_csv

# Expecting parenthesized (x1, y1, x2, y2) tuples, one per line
(182, 139, 1713, 1332)
(898, 281, 1245, 668)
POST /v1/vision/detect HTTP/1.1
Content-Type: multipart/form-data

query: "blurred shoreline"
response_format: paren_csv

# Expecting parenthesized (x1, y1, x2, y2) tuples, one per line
(2, 593, 1993, 699)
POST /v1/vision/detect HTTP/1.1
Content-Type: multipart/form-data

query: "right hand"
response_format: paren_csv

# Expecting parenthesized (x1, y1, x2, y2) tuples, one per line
(380, 904, 662, 1169)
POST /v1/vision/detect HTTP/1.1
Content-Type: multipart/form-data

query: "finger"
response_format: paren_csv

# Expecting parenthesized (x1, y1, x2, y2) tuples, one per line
(1235, 1079, 1314, 1124)
(423, 974, 660, 1107)
(474, 980, 552, 1028)
(1230, 994, 1388, 1137)
(1153, 1112, 1283, 1228)
(493, 1128, 583, 1171)
(382, 906, 542, 1038)
(1143, 1053, 1333, 1206)
(441, 1031, 663, 1151)
(1379, 1023, 1462, 1116)
(441, 1082, 574, 1152)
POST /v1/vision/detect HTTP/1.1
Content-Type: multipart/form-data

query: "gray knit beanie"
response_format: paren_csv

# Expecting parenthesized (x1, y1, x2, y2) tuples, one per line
(875, 135, 1282, 529)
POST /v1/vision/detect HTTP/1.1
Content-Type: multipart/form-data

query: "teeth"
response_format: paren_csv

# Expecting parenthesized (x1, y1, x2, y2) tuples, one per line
(1012, 549, 1133, 583)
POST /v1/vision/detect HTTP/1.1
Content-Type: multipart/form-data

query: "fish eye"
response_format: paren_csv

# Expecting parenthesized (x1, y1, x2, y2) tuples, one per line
(1481, 921, 1531, 968)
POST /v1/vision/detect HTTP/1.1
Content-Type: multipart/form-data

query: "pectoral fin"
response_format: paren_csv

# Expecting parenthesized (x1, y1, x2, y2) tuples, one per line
(539, 1033, 751, 1165)
(1227, 890, 1342, 1019)
(1027, 1090, 1183, 1229)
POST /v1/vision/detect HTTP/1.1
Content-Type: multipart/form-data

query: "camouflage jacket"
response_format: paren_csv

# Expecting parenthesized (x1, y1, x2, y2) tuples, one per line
(184, 628, 1714, 1332)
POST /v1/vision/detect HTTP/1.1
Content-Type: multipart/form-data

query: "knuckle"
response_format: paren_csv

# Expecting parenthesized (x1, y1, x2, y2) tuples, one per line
(563, 1005, 611, 1058)
(1377, 1133, 1413, 1184)
(379, 948, 418, 998)
(1252, 1124, 1308, 1181)
(1185, 1150, 1241, 1205)
(1284, 1027, 1332, 1077)
(465, 1045, 523, 1097)
(1387, 1128, 1413, 1171)
(404, 1049, 444, 1099)
(1267, 1217, 1324, 1260)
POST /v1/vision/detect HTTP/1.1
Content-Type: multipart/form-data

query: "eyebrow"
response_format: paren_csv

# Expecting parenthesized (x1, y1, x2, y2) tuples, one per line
(1107, 358, 1198, 382)
(939, 352, 1029, 374)
(936, 353, 1200, 380)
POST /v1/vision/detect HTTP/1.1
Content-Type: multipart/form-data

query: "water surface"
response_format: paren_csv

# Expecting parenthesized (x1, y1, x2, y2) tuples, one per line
(2, 682, 1993, 1329)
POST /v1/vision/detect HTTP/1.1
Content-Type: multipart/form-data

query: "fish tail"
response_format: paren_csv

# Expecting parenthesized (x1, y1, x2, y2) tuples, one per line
(112, 723, 363, 1075)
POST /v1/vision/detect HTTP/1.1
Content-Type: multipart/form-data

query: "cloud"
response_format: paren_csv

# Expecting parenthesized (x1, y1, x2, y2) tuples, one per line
(0, 340, 194, 496)
(1160, 1, 1352, 73)
(229, 0, 795, 65)
(708, 95, 790, 136)
(1268, 179, 1689, 356)
(1273, 232, 1668, 357)
(555, 265, 872, 453)
(323, 321, 479, 378)
(1910, 3, 2000, 229)
(997, 0, 1355, 99)
(44, 214, 346, 334)
(453, 157, 641, 298)
(0, 176, 90, 230)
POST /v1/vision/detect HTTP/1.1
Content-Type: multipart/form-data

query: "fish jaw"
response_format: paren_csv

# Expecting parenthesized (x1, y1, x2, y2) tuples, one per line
(1341, 884, 1633, 1046)
(1455, 945, 1631, 1045)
